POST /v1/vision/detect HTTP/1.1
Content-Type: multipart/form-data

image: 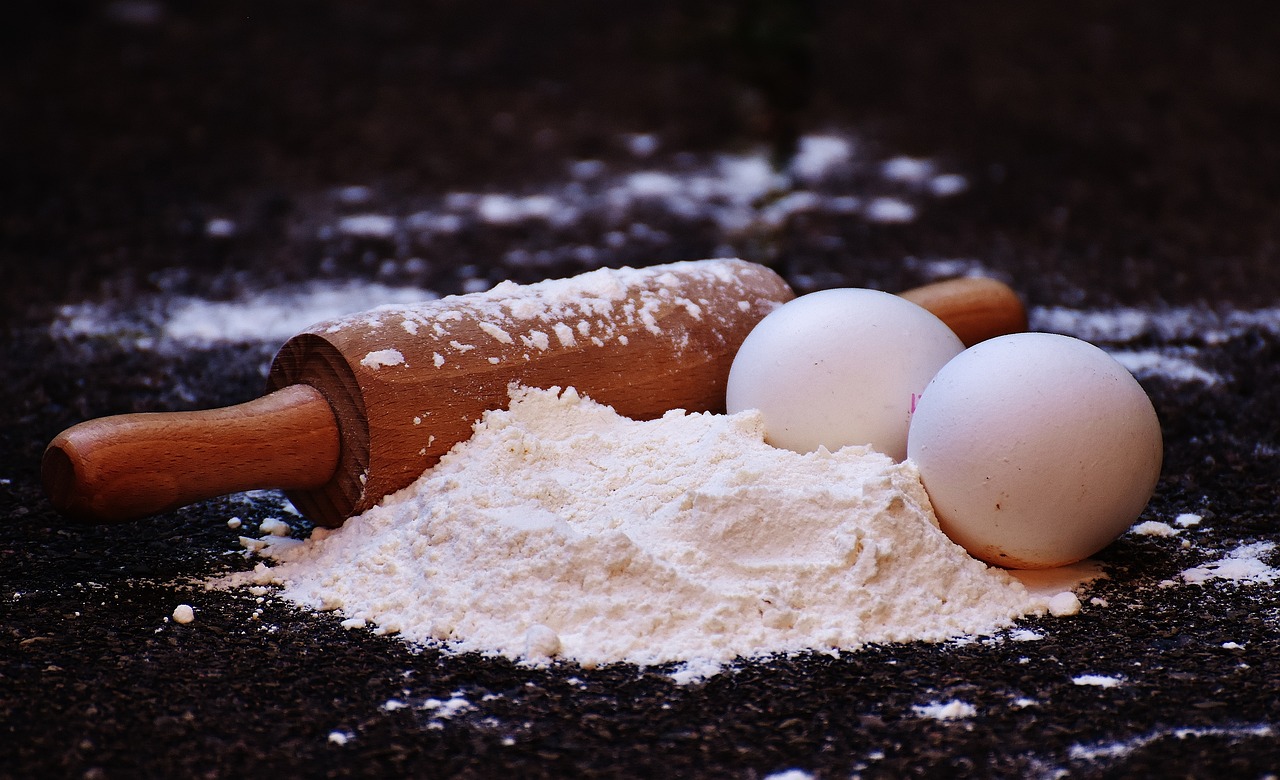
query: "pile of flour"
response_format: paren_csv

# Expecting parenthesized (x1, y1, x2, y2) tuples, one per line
(219, 385, 1058, 670)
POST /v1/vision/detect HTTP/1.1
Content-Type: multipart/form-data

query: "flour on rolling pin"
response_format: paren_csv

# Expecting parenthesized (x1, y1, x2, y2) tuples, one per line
(332, 260, 756, 368)
(265, 258, 793, 525)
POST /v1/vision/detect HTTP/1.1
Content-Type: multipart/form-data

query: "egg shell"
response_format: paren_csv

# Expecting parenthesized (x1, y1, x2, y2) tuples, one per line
(907, 332, 1163, 569)
(726, 288, 964, 459)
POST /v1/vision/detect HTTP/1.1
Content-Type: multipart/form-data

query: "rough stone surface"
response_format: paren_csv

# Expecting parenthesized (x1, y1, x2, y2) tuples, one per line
(4, 1, 1280, 777)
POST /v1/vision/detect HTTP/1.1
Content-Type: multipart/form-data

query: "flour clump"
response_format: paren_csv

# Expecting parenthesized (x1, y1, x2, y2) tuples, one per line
(221, 386, 1050, 670)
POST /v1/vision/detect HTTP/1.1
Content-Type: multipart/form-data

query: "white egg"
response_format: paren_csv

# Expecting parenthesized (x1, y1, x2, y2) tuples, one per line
(726, 288, 964, 459)
(907, 332, 1163, 569)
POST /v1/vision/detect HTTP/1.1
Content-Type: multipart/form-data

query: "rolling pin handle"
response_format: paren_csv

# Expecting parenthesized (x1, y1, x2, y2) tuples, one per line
(42, 384, 341, 522)
(900, 276, 1028, 347)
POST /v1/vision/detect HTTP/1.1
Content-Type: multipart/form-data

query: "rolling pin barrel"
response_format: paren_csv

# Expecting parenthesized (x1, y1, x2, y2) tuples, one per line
(266, 259, 795, 525)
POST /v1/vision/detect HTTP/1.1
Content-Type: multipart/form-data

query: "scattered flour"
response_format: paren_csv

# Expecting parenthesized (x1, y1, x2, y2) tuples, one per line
(913, 700, 978, 720)
(52, 280, 434, 348)
(1180, 542, 1279, 585)
(163, 284, 432, 344)
(217, 385, 1061, 673)
(259, 517, 291, 537)
(788, 135, 853, 184)
(1030, 304, 1280, 345)
(864, 197, 916, 224)
(1023, 305, 1280, 386)
(421, 696, 474, 719)
(881, 156, 935, 184)
(1130, 521, 1180, 537)
(337, 214, 397, 238)
(1109, 350, 1220, 386)
(1072, 674, 1123, 688)
(763, 770, 815, 780)
(1066, 724, 1274, 766)
(317, 132, 948, 261)
(929, 174, 969, 197)
(45, 126, 1268, 401)
(1047, 592, 1082, 617)
(205, 217, 236, 237)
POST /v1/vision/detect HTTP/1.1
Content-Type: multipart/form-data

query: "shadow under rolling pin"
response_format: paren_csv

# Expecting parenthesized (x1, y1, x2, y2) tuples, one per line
(43, 261, 1026, 526)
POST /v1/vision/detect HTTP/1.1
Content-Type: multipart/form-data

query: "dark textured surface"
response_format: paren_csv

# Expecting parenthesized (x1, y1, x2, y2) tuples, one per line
(4, 2, 1280, 777)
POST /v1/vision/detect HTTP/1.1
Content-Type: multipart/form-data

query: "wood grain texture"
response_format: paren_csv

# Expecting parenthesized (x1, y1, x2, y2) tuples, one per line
(43, 384, 340, 522)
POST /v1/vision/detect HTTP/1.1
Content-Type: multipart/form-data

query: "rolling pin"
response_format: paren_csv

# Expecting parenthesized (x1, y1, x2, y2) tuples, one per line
(42, 260, 1026, 526)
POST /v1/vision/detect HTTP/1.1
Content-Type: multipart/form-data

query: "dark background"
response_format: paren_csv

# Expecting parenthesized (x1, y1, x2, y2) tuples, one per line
(4, 1, 1280, 777)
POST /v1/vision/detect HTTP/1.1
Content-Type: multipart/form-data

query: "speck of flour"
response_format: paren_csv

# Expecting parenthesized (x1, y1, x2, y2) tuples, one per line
(215, 386, 1062, 676)
(359, 348, 405, 369)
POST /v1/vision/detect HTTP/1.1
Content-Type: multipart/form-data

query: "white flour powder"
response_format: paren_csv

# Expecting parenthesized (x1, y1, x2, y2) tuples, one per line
(220, 386, 1060, 671)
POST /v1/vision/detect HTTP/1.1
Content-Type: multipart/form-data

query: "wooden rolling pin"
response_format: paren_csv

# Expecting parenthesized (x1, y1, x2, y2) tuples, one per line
(43, 261, 1026, 526)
